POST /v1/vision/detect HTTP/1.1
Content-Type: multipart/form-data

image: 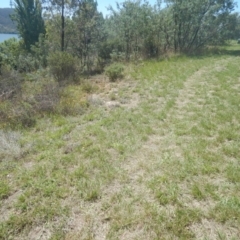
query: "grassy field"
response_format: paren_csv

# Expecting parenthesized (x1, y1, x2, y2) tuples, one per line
(0, 44, 240, 239)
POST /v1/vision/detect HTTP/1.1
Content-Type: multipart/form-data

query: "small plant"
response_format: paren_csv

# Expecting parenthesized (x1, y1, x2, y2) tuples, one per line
(109, 93, 117, 101)
(48, 52, 79, 85)
(0, 181, 10, 200)
(105, 63, 124, 82)
(81, 81, 96, 93)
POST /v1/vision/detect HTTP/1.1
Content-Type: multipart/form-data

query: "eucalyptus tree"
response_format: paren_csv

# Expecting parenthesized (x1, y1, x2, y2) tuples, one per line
(229, 13, 240, 39)
(155, 7, 174, 52)
(70, 0, 105, 68)
(138, 1, 156, 57)
(45, 13, 74, 52)
(108, 1, 137, 61)
(42, 0, 80, 51)
(164, 0, 235, 52)
(11, 0, 45, 51)
(108, 0, 156, 60)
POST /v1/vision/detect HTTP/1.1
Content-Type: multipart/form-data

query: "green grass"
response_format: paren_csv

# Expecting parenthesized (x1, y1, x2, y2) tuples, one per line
(0, 45, 240, 239)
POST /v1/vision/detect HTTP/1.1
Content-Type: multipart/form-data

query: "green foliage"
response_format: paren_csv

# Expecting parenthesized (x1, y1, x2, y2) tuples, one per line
(0, 181, 10, 200)
(38, 0, 238, 67)
(98, 39, 123, 60)
(105, 0, 236, 57)
(81, 81, 97, 93)
(108, 0, 156, 59)
(70, 0, 106, 71)
(164, 0, 235, 52)
(48, 51, 79, 84)
(17, 54, 40, 72)
(0, 38, 43, 72)
(105, 63, 124, 82)
(31, 34, 49, 68)
(212, 197, 240, 223)
(11, 0, 45, 51)
(0, 38, 22, 69)
(110, 50, 125, 62)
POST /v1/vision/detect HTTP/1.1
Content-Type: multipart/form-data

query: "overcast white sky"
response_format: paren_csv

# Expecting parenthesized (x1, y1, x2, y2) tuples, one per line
(0, 0, 240, 17)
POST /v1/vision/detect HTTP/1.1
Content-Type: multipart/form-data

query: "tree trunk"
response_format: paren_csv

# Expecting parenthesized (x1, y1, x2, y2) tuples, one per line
(61, 0, 65, 51)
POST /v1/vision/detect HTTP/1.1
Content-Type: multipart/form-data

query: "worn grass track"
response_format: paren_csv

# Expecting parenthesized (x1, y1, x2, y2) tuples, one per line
(0, 46, 240, 239)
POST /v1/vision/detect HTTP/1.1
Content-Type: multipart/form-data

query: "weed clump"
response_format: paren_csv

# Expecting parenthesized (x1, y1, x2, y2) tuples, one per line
(0, 181, 10, 200)
(105, 63, 124, 82)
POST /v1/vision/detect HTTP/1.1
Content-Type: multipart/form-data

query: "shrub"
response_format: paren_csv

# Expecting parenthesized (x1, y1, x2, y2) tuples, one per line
(0, 38, 21, 69)
(31, 34, 49, 68)
(81, 81, 97, 94)
(0, 65, 22, 101)
(17, 54, 39, 72)
(34, 82, 60, 113)
(48, 52, 78, 85)
(0, 101, 36, 128)
(11, 102, 36, 128)
(105, 63, 124, 82)
(34, 83, 60, 113)
(58, 87, 89, 116)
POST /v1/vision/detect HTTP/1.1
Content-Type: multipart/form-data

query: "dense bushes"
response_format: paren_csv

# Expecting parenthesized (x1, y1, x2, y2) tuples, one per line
(0, 47, 89, 129)
(0, 38, 42, 72)
(48, 52, 79, 84)
(0, 38, 21, 70)
(0, 76, 89, 129)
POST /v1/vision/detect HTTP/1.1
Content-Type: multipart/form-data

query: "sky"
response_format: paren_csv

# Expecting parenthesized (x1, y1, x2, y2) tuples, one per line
(1, 0, 240, 17)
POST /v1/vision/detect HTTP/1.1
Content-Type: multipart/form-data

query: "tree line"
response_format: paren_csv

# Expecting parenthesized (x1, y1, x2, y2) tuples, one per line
(0, 0, 239, 128)
(1, 0, 240, 74)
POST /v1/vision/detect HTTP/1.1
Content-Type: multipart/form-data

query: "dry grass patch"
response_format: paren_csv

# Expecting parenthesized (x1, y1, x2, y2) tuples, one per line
(0, 130, 22, 160)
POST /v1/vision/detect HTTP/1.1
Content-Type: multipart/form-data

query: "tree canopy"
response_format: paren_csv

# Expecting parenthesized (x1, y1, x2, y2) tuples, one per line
(1, 0, 238, 73)
(11, 0, 45, 51)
